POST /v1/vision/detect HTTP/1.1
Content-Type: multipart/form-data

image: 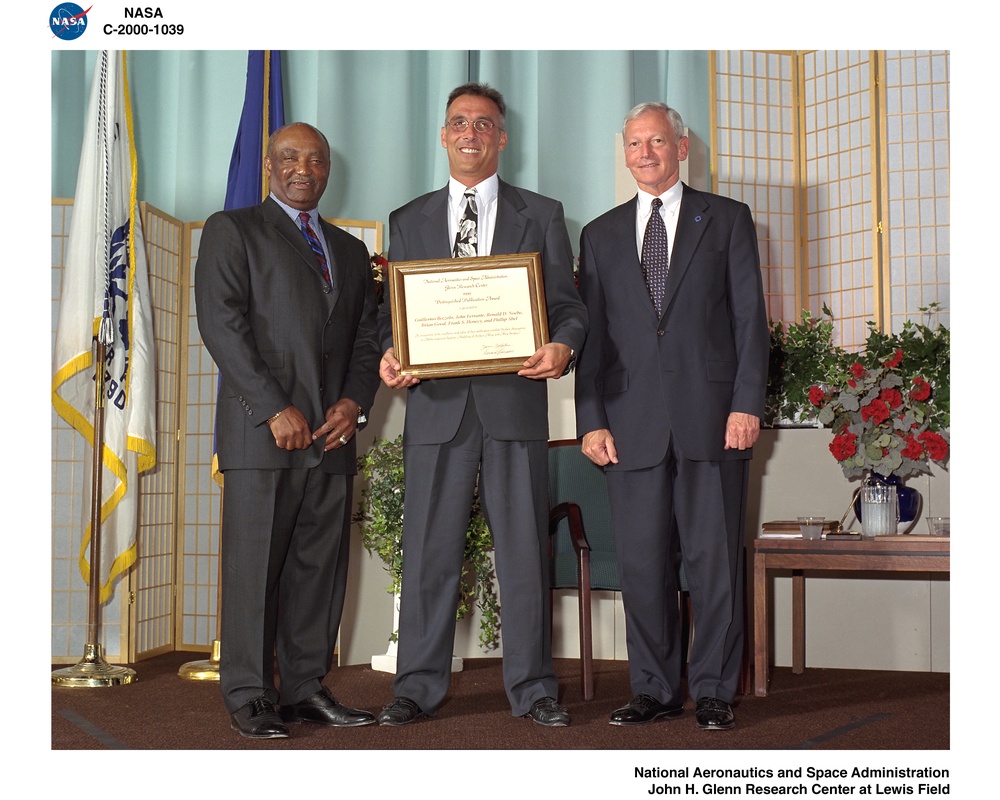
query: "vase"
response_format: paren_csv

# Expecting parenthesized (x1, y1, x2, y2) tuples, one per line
(853, 473, 921, 533)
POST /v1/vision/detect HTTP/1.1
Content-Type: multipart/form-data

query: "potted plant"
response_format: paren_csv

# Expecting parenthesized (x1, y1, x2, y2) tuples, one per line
(808, 306, 950, 526)
(354, 435, 500, 650)
(766, 305, 848, 426)
(853, 303, 949, 429)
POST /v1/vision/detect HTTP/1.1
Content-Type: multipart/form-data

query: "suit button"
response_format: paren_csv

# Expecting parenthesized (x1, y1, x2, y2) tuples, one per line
(657, 329, 665, 336)
(323, 285, 331, 294)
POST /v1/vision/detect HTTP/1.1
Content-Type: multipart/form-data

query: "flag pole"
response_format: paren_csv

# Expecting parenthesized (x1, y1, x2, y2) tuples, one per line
(53, 339, 137, 687)
(178, 492, 223, 680)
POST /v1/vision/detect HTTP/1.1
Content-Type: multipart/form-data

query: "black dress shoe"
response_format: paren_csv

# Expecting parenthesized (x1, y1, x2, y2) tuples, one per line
(280, 686, 376, 727)
(230, 697, 289, 739)
(377, 696, 427, 726)
(609, 693, 684, 726)
(523, 696, 571, 727)
(695, 696, 735, 730)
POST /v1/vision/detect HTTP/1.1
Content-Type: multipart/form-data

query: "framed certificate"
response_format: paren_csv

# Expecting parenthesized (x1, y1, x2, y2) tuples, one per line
(388, 253, 550, 378)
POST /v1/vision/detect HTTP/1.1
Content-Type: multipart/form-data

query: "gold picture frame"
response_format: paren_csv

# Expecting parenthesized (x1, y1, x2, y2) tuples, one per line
(388, 253, 550, 379)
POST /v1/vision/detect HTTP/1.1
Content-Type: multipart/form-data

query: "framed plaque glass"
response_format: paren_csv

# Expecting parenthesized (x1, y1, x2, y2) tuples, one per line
(388, 253, 549, 378)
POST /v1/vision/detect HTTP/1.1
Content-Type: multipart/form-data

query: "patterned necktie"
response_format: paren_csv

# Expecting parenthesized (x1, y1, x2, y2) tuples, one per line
(298, 212, 332, 286)
(641, 197, 668, 315)
(453, 189, 478, 258)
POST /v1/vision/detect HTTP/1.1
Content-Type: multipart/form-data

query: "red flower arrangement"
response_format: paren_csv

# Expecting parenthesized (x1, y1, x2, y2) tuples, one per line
(810, 350, 949, 480)
(370, 252, 389, 305)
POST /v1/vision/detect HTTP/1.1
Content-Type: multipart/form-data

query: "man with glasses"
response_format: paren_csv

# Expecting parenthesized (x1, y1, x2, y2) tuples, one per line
(376, 82, 587, 727)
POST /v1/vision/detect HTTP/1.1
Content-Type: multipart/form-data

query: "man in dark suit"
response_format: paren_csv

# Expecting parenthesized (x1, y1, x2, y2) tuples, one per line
(376, 83, 588, 727)
(575, 103, 768, 731)
(195, 122, 380, 739)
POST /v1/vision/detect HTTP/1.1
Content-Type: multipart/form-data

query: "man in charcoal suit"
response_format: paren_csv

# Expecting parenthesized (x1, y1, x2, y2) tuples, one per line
(575, 102, 768, 731)
(376, 83, 588, 727)
(196, 122, 380, 738)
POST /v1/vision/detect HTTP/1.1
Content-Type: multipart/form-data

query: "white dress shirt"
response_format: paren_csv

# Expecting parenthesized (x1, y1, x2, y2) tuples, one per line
(634, 180, 684, 265)
(448, 174, 499, 256)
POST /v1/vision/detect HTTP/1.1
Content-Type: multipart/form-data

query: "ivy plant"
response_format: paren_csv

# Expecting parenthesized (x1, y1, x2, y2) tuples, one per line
(354, 436, 500, 650)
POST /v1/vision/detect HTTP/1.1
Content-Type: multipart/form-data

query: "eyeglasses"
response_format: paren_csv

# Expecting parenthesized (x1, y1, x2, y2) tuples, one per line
(447, 117, 500, 134)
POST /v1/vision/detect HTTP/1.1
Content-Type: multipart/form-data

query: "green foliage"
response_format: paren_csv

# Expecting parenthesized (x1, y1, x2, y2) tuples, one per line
(354, 436, 406, 596)
(766, 305, 849, 425)
(354, 436, 500, 650)
(856, 304, 950, 429)
(766, 304, 949, 431)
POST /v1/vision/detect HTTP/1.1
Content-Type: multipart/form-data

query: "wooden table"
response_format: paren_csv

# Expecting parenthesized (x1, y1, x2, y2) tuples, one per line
(752, 534, 950, 697)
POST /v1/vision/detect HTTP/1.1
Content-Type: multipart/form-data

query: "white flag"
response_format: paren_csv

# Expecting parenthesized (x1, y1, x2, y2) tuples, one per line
(52, 51, 156, 603)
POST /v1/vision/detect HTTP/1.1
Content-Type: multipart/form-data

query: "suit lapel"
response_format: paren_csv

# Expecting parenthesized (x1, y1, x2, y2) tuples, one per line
(662, 184, 710, 317)
(414, 179, 533, 260)
(263, 198, 331, 285)
(418, 187, 452, 259)
(614, 197, 659, 318)
(319, 219, 346, 309)
(492, 180, 527, 255)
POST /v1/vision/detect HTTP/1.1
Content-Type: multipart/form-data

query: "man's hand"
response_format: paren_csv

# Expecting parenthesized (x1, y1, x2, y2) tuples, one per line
(518, 342, 572, 380)
(379, 347, 420, 389)
(313, 398, 361, 452)
(268, 405, 313, 451)
(724, 412, 761, 451)
(582, 428, 618, 466)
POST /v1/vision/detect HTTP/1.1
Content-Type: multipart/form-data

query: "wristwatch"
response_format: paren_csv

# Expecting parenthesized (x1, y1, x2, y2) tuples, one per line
(562, 348, 576, 376)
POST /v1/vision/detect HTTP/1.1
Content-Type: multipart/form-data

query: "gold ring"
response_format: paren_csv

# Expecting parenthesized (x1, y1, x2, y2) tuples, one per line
(339, 435, 348, 445)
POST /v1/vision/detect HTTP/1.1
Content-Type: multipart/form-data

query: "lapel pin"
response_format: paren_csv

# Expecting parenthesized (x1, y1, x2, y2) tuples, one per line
(694, 215, 703, 222)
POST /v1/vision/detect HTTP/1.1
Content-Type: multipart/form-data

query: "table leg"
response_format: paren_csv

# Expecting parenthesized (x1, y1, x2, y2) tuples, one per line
(792, 569, 805, 674)
(754, 551, 768, 696)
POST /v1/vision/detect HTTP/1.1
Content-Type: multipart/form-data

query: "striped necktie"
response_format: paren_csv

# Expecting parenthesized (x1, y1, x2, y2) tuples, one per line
(641, 197, 668, 315)
(298, 212, 332, 286)
(453, 189, 478, 258)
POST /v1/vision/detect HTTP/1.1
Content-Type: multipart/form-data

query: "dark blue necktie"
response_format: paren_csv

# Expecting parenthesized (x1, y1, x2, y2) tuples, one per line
(641, 197, 668, 315)
(298, 212, 332, 286)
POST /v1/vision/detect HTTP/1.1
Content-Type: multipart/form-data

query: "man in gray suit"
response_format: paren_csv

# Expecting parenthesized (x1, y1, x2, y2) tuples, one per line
(196, 122, 380, 739)
(377, 83, 588, 727)
(575, 103, 768, 731)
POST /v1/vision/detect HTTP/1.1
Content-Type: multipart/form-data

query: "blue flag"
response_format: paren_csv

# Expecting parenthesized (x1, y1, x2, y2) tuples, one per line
(225, 50, 286, 210)
(213, 51, 286, 484)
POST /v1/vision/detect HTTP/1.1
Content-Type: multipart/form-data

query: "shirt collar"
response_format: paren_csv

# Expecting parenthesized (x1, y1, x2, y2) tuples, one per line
(270, 192, 318, 224)
(449, 174, 499, 208)
(637, 180, 684, 215)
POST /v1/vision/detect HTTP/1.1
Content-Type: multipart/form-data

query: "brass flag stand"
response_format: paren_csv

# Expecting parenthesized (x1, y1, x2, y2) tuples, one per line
(178, 485, 224, 680)
(53, 340, 137, 688)
(178, 638, 221, 681)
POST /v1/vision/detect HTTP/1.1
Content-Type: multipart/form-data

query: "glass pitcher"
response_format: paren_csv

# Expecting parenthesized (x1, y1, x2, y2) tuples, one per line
(860, 474, 899, 538)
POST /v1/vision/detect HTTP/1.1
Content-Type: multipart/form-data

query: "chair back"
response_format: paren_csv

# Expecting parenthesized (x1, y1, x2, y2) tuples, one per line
(547, 440, 620, 591)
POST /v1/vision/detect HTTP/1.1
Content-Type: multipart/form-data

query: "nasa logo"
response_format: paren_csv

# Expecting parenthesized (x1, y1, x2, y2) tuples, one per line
(49, 3, 90, 41)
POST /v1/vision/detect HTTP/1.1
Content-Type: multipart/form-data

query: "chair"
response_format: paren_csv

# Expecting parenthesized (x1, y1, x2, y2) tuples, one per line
(547, 440, 748, 700)
(547, 439, 622, 700)
(548, 440, 696, 700)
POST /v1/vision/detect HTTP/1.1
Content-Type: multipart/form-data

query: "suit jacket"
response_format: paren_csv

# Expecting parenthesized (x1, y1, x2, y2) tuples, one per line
(195, 197, 380, 474)
(378, 179, 588, 444)
(575, 184, 768, 468)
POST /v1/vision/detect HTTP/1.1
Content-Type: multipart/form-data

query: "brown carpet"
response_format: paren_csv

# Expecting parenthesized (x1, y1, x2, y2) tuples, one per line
(52, 651, 948, 752)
